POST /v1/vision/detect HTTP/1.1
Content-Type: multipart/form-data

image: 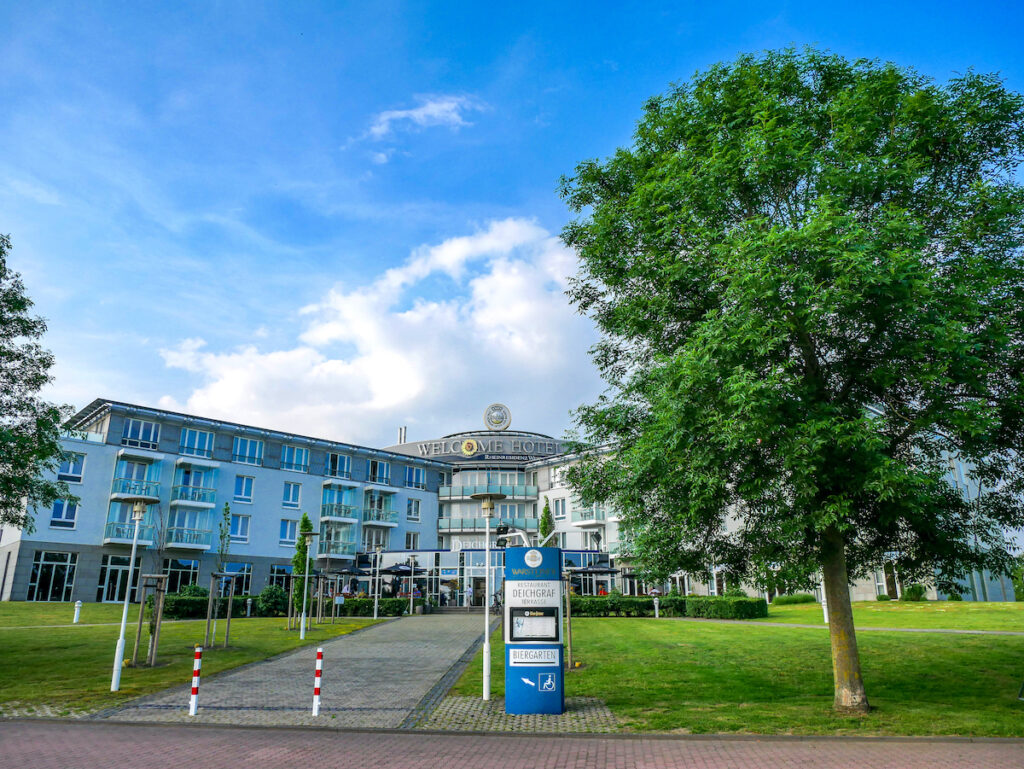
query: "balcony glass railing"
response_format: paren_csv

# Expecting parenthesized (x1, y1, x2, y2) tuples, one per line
(324, 467, 352, 479)
(437, 517, 539, 532)
(280, 460, 309, 472)
(165, 527, 212, 547)
(179, 446, 214, 458)
(104, 521, 155, 541)
(369, 473, 391, 485)
(439, 484, 539, 499)
(110, 478, 160, 497)
(318, 540, 357, 556)
(172, 485, 217, 504)
(232, 453, 263, 466)
(362, 508, 398, 524)
(571, 507, 607, 523)
(321, 503, 359, 519)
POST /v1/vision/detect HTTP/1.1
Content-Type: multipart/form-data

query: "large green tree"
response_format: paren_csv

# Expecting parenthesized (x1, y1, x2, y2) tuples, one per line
(0, 234, 72, 530)
(560, 49, 1024, 713)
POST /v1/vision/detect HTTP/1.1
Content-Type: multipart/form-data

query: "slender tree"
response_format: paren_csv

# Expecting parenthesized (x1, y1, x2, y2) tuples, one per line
(0, 234, 72, 530)
(216, 502, 232, 573)
(539, 496, 555, 541)
(292, 512, 315, 601)
(560, 48, 1024, 713)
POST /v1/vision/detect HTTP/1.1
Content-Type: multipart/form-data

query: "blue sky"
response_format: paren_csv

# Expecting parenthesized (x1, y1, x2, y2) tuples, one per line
(3, 2, 1023, 446)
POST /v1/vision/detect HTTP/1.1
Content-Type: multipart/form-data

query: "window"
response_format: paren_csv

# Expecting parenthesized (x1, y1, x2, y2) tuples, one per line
(280, 445, 309, 472)
(163, 559, 199, 594)
(222, 562, 252, 595)
(368, 459, 390, 484)
(325, 453, 351, 478)
(280, 519, 298, 545)
(230, 514, 250, 543)
(405, 466, 426, 489)
(180, 428, 214, 458)
(269, 564, 292, 589)
(95, 555, 142, 602)
(27, 551, 78, 601)
(407, 498, 421, 522)
(234, 475, 254, 504)
(57, 453, 85, 483)
(553, 498, 566, 520)
(50, 500, 78, 529)
(405, 531, 420, 550)
(498, 503, 523, 518)
(283, 482, 301, 509)
(232, 436, 264, 465)
(122, 418, 160, 450)
(362, 528, 389, 551)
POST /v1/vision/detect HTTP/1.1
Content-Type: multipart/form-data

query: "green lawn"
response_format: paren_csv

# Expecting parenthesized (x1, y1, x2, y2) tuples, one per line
(756, 600, 1024, 631)
(454, 618, 1024, 735)
(0, 601, 133, 627)
(0, 604, 379, 713)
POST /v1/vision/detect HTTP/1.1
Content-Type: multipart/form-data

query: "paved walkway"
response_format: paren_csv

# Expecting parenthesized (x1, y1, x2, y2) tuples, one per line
(5, 720, 1023, 769)
(100, 614, 486, 728)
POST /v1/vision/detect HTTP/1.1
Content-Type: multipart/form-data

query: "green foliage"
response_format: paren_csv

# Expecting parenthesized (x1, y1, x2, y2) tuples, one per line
(0, 234, 73, 530)
(686, 596, 769, 619)
(317, 597, 414, 617)
(539, 496, 555, 541)
(1012, 557, 1024, 601)
(723, 586, 748, 598)
(256, 584, 287, 616)
(156, 595, 249, 620)
(946, 591, 963, 601)
(900, 584, 928, 602)
(291, 512, 314, 577)
(773, 593, 817, 605)
(876, 594, 893, 601)
(566, 594, 766, 619)
(216, 503, 231, 572)
(176, 583, 209, 598)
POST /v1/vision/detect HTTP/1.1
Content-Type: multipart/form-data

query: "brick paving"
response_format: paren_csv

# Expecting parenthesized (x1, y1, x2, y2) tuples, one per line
(100, 614, 485, 728)
(418, 695, 618, 732)
(4, 719, 1023, 769)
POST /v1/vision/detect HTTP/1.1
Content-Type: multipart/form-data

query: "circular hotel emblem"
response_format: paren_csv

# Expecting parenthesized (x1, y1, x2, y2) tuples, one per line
(484, 403, 511, 431)
(461, 439, 479, 457)
(524, 549, 543, 568)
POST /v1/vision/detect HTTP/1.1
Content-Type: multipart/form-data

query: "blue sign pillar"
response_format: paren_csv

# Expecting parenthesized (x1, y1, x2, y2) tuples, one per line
(503, 546, 565, 715)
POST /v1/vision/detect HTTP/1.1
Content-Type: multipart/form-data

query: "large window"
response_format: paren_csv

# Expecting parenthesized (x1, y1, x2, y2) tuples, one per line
(27, 551, 78, 601)
(280, 445, 309, 473)
(368, 459, 390, 484)
(362, 528, 389, 551)
(180, 428, 214, 458)
(498, 503, 523, 518)
(50, 500, 78, 529)
(407, 498, 421, 522)
(283, 482, 301, 509)
(405, 531, 420, 550)
(280, 519, 298, 545)
(553, 498, 566, 520)
(122, 418, 160, 450)
(234, 475, 254, 504)
(222, 562, 252, 595)
(232, 436, 264, 465)
(95, 554, 142, 603)
(163, 559, 199, 594)
(230, 514, 250, 543)
(57, 453, 85, 483)
(405, 466, 426, 489)
(325, 453, 351, 478)
(268, 564, 292, 589)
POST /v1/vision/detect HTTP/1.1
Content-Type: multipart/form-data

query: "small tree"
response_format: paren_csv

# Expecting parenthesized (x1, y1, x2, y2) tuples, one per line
(292, 512, 315, 600)
(539, 496, 555, 541)
(216, 502, 232, 573)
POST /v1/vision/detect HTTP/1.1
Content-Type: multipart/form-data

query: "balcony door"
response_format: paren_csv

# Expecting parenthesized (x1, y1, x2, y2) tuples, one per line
(97, 555, 141, 603)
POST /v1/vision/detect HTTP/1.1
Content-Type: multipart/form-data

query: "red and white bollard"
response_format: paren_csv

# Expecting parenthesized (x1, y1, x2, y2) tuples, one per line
(312, 647, 323, 716)
(188, 646, 202, 716)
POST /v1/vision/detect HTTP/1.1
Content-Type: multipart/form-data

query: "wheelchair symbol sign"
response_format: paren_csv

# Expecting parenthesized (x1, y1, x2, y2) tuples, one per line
(538, 673, 556, 692)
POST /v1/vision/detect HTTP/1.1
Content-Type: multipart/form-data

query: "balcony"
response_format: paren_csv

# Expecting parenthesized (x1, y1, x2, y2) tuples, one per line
(281, 460, 309, 473)
(165, 527, 212, 550)
(179, 445, 213, 459)
(571, 507, 607, 527)
(368, 474, 391, 486)
(171, 485, 216, 507)
(362, 508, 399, 527)
(439, 484, 539, 500)
(110, 478, 161, 502)
(320, 503, 359, 522)
(323, 466, 352, 480)
(232, 453, 263, 466)
(317, 540, 357, 558)
(437, 517, 539, 534)
(103, 520, 155, 545)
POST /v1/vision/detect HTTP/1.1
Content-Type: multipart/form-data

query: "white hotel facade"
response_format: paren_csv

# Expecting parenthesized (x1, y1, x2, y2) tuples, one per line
(0, 399, 1016, 605)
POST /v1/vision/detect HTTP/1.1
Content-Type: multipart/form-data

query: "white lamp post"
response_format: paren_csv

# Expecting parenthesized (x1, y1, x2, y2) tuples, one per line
(471, 492, 506, 702)
(408, 555, 417, 617)
(373, 545, 382, 620)
(111, 499, 146, 692)
(299, 530, 318, 640)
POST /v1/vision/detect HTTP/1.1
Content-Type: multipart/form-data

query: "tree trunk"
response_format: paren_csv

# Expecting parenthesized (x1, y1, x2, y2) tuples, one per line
(821, 525, 870, 713)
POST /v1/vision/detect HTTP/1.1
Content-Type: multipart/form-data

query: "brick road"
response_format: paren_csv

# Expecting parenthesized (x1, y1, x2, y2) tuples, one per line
(3, 720, 1022, 769)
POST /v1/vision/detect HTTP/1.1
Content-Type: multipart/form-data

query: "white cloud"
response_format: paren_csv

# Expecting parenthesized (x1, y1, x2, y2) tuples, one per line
(367, 95, 487, 140)
(158, 218, 601, 446)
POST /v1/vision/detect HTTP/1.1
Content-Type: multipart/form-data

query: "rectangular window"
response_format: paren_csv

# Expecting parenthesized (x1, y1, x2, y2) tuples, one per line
(234, 475, 254, 504)
(553, 498, 566, 520)
(280, 445, 310, 472)
(407, 498, 421, 522)
(361, 527, 389, 551)
(405, 466, 426, 489)
(27, 551, 78, 601)
(280, 519, 298, 544)
(405, 531, 420, 550)
(325, 452, 351, 478)
(122, 418, 160, 450)
(283, 482, 301, 509)
(230, 514, 250, 543)
(368, 459, 390, 485)
(50, 500, 78, 529)
(180, 428, 214, 458)
(268, 564, 292, 589)
(57, 453, 85, 483)
(163, 559, 199, 594)
(498, 503, 523, 518)
(222, 562, 252, 595)
(232, 436, 264, 466)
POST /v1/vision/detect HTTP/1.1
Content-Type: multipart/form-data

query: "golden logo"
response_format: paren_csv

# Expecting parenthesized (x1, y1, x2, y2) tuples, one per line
(461, 439, 479, 456)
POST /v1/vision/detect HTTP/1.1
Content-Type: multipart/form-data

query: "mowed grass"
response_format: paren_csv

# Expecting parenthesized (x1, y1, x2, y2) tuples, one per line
(756, 600, 1024, 631)
(0, 601, 132, 627)
(0, 603, 379, 713)
(454, 618, 1024, 735)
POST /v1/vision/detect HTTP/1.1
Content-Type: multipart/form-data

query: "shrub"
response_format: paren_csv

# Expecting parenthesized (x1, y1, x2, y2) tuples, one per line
(946, 591, 963, 601)
(685, 596, 768, 619)
(723, 586, 748, 597)
(158, 595, 250, 619)
(256, 584, 287, 616)
(772, 593, 816, 605)
(875, 593, 892, 601)
(177, 583, 209, 598)
(900, 583, 928, 602)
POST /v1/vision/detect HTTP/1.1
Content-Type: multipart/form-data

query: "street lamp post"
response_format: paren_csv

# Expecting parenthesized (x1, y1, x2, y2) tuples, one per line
(111, 499, 147, 692)
(408, 555, 417, 616)
(471, 492, 506, 702)
(300, 530, 318, 641)
(373, 545, 382, 620)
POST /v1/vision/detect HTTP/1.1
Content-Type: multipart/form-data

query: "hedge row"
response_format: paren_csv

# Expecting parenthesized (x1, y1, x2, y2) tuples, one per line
(151, 594, 427, 620)
(567, 595, 767, 620)
(771, 592, 817, 605)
